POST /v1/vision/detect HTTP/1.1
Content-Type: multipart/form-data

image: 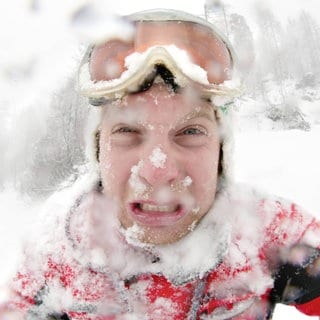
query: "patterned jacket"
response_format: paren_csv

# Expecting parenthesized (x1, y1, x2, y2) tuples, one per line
(2, 184, 320, 320)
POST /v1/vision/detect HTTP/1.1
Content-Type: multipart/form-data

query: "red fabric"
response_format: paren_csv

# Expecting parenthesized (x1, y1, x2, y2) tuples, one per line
(143, 274, 195, 319)
(295, 297, 320, 316)
(2, 194, 320, 319)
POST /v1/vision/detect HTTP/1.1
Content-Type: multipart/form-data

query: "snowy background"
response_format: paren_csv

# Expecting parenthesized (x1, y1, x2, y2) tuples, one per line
(1, 0, 320, 318)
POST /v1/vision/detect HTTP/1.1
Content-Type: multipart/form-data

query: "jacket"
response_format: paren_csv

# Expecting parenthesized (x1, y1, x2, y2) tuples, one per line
(2, 183, 320, 320)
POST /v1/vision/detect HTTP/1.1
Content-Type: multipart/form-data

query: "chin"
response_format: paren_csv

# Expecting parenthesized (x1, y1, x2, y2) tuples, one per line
(136, 225, 192, 245)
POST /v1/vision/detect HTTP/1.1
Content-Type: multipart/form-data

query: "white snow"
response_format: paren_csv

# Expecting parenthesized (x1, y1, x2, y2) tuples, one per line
(129, 160, 147, 197)
(233, 126, 320, 215)
(116, 197, 231, 284)
(79, 44, 211, 95)
(149, 146, 167, 169)
(233, 126, 320, 320)
(182, 176, 193, 187)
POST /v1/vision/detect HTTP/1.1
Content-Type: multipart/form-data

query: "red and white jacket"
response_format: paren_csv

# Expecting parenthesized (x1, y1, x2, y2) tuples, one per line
(2, 184, 320, 319)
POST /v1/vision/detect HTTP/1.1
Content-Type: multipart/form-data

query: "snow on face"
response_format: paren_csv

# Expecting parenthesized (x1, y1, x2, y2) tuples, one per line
(99, 82, 220, 245)
(123, 223, 145, 246)
(149, 146, 167, 169)
(182, 176, 192, 187)
(129, 160, 148, 198)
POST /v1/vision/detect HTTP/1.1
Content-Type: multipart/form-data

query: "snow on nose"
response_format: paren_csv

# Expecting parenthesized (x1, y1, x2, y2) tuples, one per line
(149, 146, 167, 169)
(137, 145, 180, 188)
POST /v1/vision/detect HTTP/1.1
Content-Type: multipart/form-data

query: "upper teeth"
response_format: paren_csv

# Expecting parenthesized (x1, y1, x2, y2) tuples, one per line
(140, 203, 177, 213)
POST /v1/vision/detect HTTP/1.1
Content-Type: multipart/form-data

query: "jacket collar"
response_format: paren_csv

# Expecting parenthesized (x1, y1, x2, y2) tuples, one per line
(66, 187, 233, 286)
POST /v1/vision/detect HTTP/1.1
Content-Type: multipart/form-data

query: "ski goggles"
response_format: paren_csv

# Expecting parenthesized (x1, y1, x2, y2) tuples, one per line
(78, 9, 239, 106)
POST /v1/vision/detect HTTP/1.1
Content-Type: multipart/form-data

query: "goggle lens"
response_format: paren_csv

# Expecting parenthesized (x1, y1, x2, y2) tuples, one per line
(89, 20, 232, 85)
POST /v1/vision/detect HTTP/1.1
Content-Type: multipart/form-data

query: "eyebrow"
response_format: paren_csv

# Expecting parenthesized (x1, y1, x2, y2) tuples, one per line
(104, 106, 146, 124)
(181, 109, 215, 123)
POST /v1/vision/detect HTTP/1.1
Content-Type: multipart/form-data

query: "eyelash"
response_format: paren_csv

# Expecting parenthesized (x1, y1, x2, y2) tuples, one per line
(179, 126, 207, 136)
(113, 126, 138, 134)
(112, 126, 207, 136)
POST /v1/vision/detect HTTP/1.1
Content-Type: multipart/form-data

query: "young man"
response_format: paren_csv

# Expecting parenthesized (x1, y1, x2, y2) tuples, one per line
(1, 9, 320, 320)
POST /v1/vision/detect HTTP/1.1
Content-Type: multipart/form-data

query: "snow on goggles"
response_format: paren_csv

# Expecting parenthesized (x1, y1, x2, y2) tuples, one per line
(78, 9, 239, 106)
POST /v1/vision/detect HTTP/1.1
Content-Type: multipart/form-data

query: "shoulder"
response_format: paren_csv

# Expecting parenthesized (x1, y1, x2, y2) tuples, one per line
(221, 182, 317, 228)
(219, 183, 320, 255)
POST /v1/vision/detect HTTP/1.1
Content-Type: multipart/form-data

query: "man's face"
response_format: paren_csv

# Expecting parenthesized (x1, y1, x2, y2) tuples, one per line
(99, 83, 220, 244)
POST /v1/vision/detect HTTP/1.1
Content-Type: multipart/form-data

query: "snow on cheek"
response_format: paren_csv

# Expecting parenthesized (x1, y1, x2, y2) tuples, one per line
(129, 160, 147, 196)
(169, 176, 193, 193)
(154, 176, 193, 203)
(179, 193, 197, 215)
(190, 206, 200, 216)
(182, 176, 192, 187)
(149, 146, 167, 169)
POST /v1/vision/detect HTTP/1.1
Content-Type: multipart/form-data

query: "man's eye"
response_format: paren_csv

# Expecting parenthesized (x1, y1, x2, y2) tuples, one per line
(180, 126, 207, 136)
(113, 127, 138, 134)
(182, 128, 204, 135)
(110, 126, 141, 147)
(174, 125, 209, 147)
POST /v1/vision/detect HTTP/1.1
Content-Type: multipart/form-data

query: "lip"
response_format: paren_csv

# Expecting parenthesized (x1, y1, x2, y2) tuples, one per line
(128, 201, 187, 227)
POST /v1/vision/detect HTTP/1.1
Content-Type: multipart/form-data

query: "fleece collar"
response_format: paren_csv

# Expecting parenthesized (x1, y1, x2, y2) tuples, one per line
(66, 187, 232, 286)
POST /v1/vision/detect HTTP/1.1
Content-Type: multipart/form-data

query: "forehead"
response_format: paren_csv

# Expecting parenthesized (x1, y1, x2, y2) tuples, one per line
(102, 83, 215, 124)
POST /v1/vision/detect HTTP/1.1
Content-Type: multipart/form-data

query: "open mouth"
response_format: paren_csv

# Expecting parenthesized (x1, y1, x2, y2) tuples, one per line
(129, 202, 186, 226)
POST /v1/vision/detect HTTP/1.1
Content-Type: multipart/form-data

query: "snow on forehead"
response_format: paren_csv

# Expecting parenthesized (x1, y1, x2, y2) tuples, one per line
(104, 103, 146, 123)
(103, 84, 205, 123)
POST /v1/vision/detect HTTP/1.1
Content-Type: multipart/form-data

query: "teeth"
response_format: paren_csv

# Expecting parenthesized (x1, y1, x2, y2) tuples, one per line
(140, 203, 178, 213)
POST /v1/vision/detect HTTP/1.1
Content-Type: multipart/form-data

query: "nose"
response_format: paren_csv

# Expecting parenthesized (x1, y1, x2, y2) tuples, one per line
(138, 146, 180, 187)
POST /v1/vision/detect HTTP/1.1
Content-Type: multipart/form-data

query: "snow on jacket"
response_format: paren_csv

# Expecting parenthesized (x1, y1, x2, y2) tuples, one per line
(1, 182, 320, 320)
